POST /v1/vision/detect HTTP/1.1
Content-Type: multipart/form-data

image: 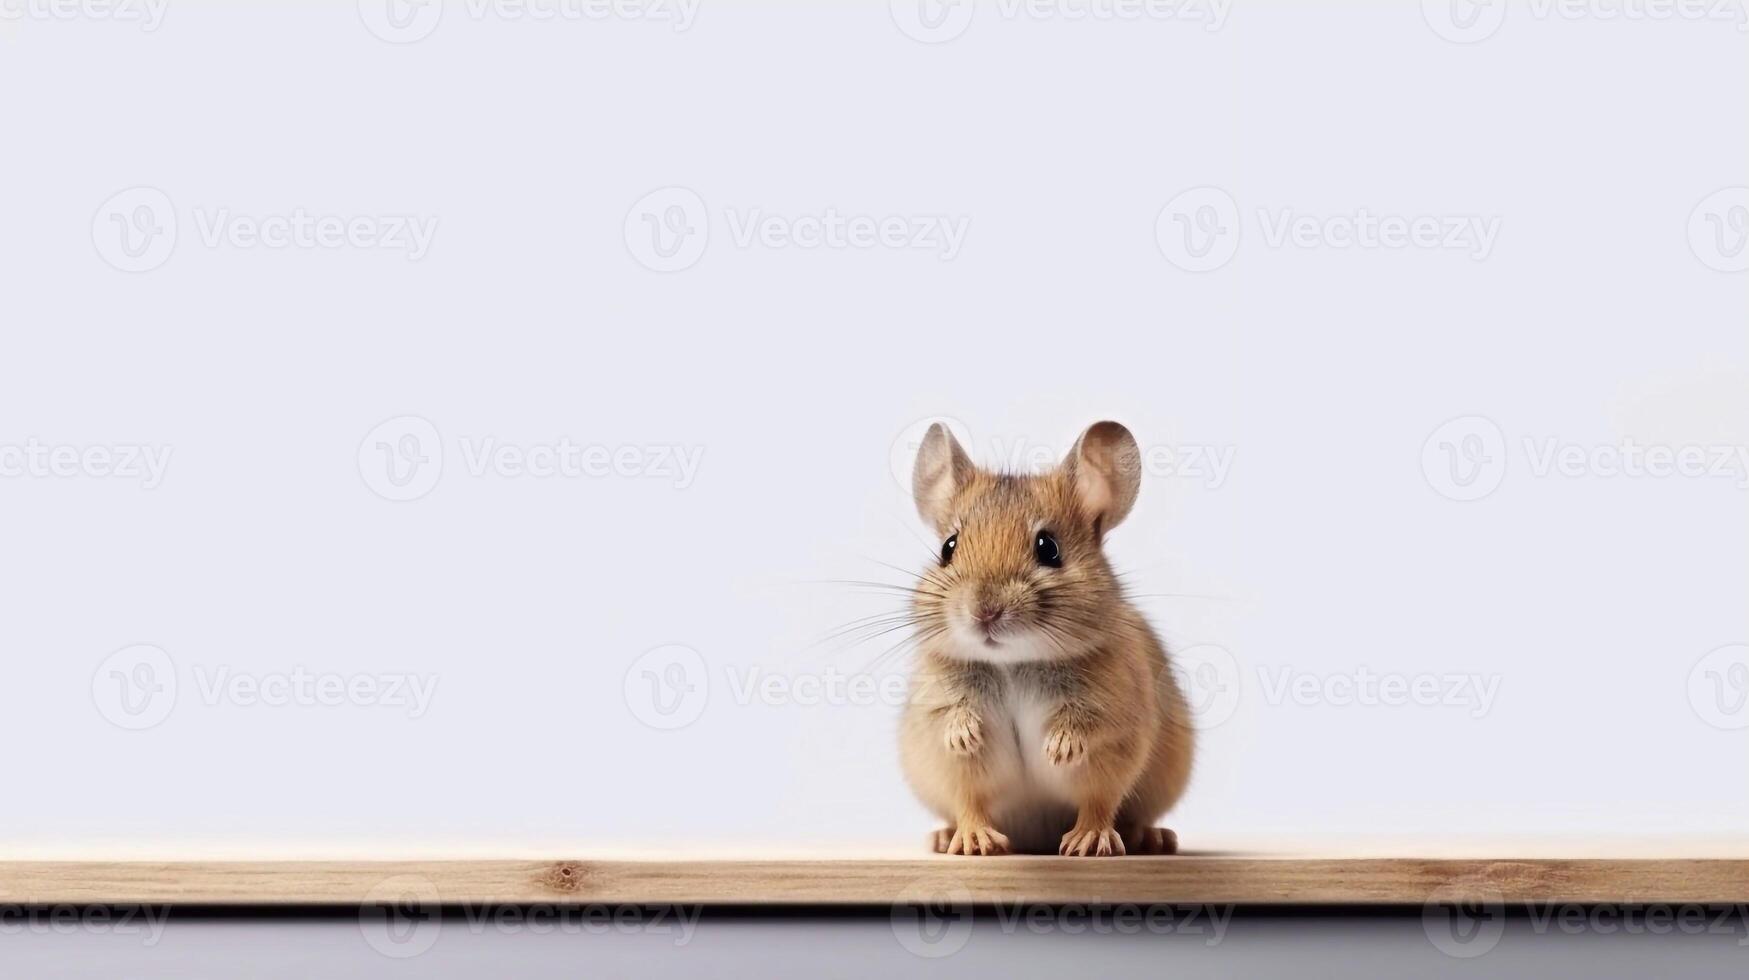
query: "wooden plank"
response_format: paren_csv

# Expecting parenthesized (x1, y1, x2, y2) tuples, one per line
(3, 842, 1748, 906)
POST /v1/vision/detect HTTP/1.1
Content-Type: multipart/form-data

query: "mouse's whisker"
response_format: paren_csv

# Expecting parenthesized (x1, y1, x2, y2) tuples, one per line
(864, 623, 947, 674)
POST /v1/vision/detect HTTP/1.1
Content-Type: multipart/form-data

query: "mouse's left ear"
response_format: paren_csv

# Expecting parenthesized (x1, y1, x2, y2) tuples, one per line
(914, 422, 973, 535)
(1064, 421, 1141, 536)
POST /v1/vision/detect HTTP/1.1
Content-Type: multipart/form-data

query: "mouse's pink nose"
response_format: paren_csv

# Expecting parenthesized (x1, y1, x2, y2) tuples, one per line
(973, 604, 1005, 628)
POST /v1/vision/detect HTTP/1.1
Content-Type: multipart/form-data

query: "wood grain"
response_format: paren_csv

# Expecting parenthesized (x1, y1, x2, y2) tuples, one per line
(3, 841, 1748, 905)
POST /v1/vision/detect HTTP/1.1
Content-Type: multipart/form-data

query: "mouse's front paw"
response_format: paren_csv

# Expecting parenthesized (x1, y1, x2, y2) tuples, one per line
(1059, 825, 1125, 857)
(944, 708, 983, 756)
(1044, 727, 1086, 766)
(945, 823, 1010, 856)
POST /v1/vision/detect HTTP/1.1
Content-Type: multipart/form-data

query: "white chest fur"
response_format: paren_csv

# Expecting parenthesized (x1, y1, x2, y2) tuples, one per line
(984, 672, 1077, 805)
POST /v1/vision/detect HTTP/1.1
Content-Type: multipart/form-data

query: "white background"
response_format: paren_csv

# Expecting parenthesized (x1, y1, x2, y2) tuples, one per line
(1, 0, 1745, 852)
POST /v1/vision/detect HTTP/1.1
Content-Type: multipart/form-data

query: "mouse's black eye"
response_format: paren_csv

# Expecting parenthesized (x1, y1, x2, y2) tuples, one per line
(1034, 531, 1062, 568)
(940, 533, 958, 567)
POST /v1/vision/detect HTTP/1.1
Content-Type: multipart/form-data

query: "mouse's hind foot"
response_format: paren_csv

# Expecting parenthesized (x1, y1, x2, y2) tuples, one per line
(1127, 826, 1178, 855)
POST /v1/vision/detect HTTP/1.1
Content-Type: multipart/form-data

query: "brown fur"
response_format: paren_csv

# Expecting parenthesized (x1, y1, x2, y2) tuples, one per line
(899, 422, 1194, 856)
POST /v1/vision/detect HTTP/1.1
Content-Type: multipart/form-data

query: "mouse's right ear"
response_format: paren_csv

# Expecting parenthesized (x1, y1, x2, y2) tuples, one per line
(913, 422, 972, 534)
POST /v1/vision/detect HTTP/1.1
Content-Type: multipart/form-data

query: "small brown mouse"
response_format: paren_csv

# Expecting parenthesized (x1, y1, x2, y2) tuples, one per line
(899, 421, 1194, 856)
